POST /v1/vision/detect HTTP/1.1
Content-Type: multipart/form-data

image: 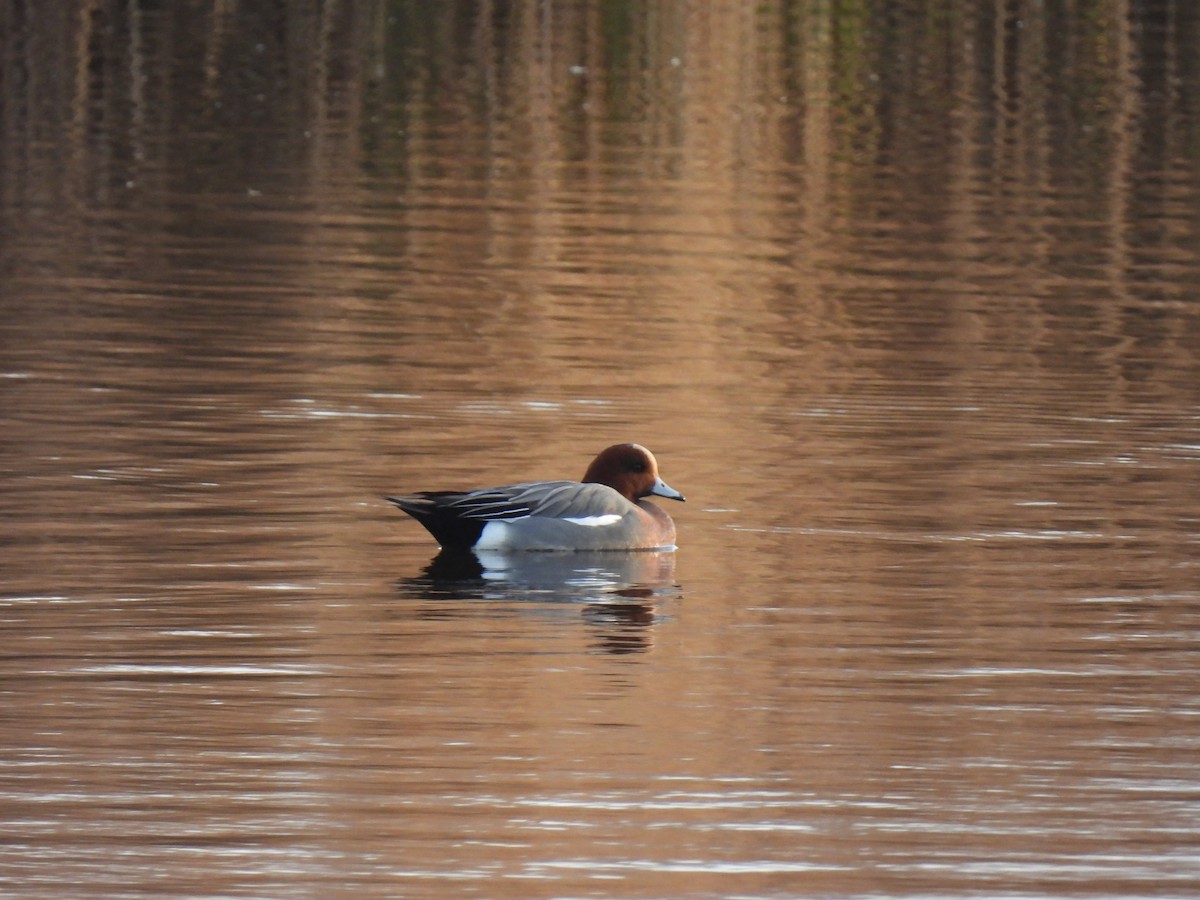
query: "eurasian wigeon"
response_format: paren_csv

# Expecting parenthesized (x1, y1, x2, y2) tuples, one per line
(388, 443, 685, 551)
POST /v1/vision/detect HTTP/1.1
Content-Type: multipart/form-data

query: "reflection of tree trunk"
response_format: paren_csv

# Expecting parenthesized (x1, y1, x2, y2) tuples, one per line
(202, 0, 234, 107)
(799, 6, 833, 254)
(69, 2, 103, 211)
(1107, 0, 1137, 311)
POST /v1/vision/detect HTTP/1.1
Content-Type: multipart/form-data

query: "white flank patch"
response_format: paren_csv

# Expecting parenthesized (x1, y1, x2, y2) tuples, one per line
(475, 520, 516, 551)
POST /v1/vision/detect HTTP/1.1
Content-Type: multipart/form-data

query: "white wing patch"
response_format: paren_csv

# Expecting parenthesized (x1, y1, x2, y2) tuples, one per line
(563, 514, 622, 527)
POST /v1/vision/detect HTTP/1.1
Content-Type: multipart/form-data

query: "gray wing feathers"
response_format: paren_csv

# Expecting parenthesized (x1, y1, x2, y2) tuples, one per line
(450, 481, 625, 521)
(524, 482, 625, 518)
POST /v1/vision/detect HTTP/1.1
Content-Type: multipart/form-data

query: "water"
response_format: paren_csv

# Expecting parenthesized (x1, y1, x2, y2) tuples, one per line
(3, 1, 1200, 897)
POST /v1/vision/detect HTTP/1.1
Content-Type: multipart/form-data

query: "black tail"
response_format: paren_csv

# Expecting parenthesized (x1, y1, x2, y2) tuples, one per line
(387, 494, 485, 550)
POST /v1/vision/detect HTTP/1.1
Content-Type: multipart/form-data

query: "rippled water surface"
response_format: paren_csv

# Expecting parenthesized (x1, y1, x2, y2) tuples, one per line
(3, 2, 1200, 897)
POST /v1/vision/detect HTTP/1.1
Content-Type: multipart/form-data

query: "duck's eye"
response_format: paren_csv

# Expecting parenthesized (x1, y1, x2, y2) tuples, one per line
(627, 459, 647, 473)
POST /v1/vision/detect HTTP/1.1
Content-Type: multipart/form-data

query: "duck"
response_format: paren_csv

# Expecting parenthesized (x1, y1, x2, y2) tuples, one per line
(388, 443, 685, 551)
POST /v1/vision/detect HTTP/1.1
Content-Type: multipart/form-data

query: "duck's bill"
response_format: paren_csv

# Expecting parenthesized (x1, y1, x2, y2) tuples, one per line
(650, 477, 686, 502)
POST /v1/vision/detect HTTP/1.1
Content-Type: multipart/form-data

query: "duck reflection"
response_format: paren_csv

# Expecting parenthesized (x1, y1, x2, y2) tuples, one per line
(396, 550, 680, 654)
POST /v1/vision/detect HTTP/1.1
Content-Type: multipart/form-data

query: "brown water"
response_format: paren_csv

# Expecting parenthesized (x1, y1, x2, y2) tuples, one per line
(3, 2, 1200, 897)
